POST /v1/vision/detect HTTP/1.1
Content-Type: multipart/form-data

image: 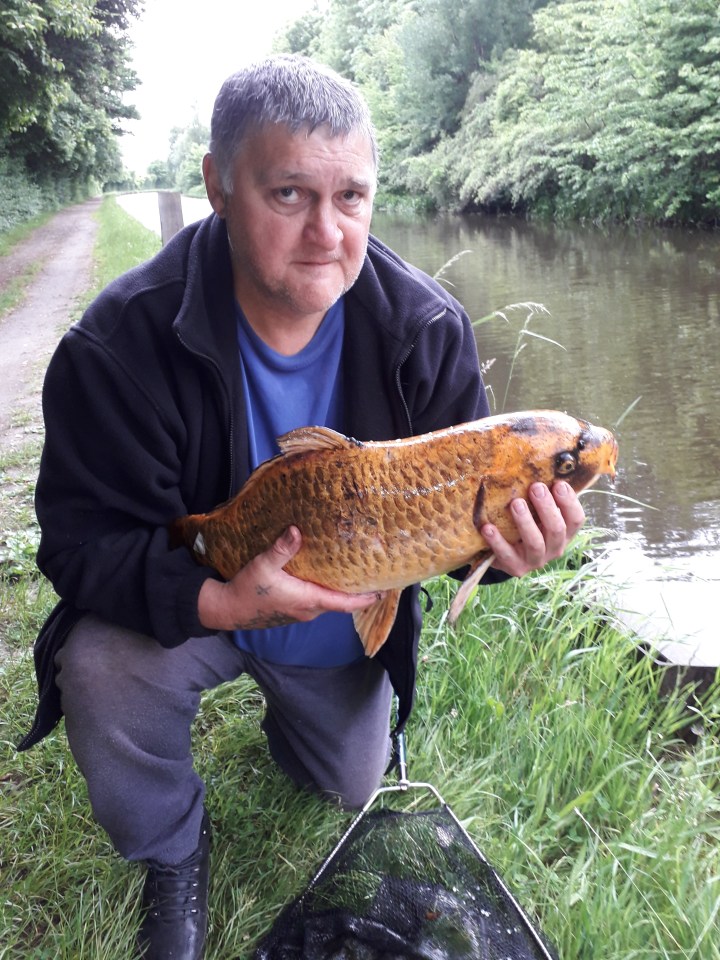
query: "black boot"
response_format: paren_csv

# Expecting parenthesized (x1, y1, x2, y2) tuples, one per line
(136, 810, 211, 959)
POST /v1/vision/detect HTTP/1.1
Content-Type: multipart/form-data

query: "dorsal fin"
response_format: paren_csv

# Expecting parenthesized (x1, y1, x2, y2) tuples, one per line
(235, 429, 360, 504)
(276, 426, 362, 455)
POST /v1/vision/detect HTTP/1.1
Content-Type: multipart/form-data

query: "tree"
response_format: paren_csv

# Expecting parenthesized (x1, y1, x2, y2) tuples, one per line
(0, 0, 95, 136)
(391, 0, 549, 150)
(276, 0, 552, 202)
(146, 160, 174, 190)
(273, 5, 326, 55)
(0, 0, 141, 200)
(176, 144, 207, 196)
(261, 0, 720, 221)
(445, 0, 720, 221)
(167, 115, 210, 189)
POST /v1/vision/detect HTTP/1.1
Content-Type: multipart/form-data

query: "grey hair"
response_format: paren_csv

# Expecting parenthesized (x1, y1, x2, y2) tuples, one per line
(209, 54, 379, 193)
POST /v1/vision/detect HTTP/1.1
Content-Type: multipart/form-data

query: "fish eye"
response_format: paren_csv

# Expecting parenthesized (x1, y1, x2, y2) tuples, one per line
(555, 452, 577, 475)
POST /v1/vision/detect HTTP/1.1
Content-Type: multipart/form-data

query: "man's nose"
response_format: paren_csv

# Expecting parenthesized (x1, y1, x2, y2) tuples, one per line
(304, 201, 343, 248)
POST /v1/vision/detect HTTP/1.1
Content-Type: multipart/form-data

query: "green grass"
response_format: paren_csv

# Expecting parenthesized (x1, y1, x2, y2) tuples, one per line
(0, 261, 43, 320)
(89, 196, 160, 297)
(0, 211, 55, 319)
(0, 211, 55, 258)
(1, 200, 719, 958)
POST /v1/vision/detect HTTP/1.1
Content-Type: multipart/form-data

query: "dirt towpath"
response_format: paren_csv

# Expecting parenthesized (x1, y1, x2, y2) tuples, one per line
(0, 198, 101, 454)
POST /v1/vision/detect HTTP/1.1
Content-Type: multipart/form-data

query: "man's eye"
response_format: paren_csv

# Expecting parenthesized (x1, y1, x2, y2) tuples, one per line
(342, 190, 360, 203)
(276, 187, 299, 202)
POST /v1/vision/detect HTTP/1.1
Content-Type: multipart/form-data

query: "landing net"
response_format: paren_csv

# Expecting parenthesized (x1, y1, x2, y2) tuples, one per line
(254, 782, 558, 960)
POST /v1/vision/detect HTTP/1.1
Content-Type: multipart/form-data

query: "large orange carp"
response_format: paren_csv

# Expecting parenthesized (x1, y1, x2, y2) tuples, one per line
(170, 410, 618, 656)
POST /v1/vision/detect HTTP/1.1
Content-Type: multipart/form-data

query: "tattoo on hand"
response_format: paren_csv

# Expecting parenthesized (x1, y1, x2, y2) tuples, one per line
(256, 584, 271, 596)
(238, 610, 295, 629)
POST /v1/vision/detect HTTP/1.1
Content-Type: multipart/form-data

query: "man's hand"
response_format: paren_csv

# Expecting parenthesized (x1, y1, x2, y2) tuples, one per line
(481, 480, 585, 578)
(198, 525, 381, 632)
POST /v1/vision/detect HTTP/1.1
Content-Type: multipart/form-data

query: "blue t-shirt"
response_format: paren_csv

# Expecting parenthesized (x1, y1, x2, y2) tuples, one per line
(232, 300, 365, 667)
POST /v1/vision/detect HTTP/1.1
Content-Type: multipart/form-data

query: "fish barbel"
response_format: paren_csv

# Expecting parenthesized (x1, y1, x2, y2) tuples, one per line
(169, 410, 618, 656)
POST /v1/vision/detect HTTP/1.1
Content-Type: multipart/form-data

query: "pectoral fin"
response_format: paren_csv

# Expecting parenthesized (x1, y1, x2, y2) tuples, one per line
(448, 551, 496, 625)
(353, 589, 401, 658)
(472, 479, 487, 530)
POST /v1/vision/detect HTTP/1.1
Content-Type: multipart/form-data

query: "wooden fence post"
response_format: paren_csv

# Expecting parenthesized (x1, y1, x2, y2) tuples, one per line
(158, 191, 184, 245)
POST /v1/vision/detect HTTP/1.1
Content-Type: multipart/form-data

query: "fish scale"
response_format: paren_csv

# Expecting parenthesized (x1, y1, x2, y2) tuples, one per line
(169, 410, 618, 656)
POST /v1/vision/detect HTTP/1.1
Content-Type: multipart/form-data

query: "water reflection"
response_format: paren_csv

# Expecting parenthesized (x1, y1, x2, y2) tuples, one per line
(371, 212, 720, 567)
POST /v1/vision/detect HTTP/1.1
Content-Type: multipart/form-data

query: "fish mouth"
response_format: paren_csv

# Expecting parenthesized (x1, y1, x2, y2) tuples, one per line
(586, 426, 619, 481)
(573, 430, 618, 491)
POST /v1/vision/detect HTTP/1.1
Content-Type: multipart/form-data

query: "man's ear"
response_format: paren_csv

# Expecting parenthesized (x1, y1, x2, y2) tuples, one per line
(203, 153, 226, 218)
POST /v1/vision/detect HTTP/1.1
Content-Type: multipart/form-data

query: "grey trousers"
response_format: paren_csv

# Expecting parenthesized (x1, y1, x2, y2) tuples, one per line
(54, 614, 393, 865)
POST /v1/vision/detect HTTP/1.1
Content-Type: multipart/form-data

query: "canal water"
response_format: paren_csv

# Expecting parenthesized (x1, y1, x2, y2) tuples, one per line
(371, 212, 719, 662)
(117, 194, 719, 661)
(370, 212, 720, 567)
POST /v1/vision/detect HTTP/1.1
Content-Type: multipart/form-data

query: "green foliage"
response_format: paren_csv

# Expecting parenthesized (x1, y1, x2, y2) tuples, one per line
(0, 0, 141, 211)
(280, 0, 720, 222)
(0, 209, 52, 257)
(0, 157, 45, 233)
(145, 160, 173, 191)
(277, 0, 547, 204)
(167, 114, 210, 192)
(0, 154, 97, 236)
(441, 0, 720, 222)
(381, 0, 549, 151)
(176, 144, 208, 196)
(273, 5, 327, 56)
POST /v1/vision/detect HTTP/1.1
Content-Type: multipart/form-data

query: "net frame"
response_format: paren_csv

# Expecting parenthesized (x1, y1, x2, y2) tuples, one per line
(255, 732, 558, 960)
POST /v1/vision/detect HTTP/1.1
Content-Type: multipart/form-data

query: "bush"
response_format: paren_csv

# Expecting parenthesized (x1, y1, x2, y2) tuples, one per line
(0, 158, 45, 233)
(0, 153, 99, 236)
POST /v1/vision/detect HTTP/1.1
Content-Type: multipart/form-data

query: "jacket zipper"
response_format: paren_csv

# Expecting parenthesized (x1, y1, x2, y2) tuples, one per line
(393, 307, 447, 434)
(391, 306, 447, 732)
(175, 329, 236, 499)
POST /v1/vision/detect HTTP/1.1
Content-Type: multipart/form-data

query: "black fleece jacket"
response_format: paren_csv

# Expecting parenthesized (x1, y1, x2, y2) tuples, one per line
(18, 213, 494, 750)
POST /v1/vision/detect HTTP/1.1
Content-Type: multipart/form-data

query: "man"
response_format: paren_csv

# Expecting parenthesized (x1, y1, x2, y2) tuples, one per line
(19, 55, 585, 959)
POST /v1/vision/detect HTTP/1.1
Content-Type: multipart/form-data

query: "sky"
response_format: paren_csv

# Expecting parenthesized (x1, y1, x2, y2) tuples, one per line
(120, 0, 317, 173)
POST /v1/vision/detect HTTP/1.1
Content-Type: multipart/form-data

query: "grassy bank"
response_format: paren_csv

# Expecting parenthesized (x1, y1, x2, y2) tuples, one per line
(1, 201, 719, 959)
(0, 210, 55, 319)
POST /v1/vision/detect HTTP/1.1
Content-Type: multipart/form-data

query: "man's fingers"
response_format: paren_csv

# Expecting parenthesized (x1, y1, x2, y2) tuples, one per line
(257, 527, 385, 616)
(319, 586, 385, 613)
(481, 480, 587, 578)
(481, 522, 528, 577)
(527, 483, 567, 557)
(510, 495, 547, 562)
(552, 480, 586, 535)
(267, 525, 302, 566)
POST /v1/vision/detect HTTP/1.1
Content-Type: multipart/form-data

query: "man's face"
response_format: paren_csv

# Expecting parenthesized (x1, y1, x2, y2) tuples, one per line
(204, 123, 376, 346)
